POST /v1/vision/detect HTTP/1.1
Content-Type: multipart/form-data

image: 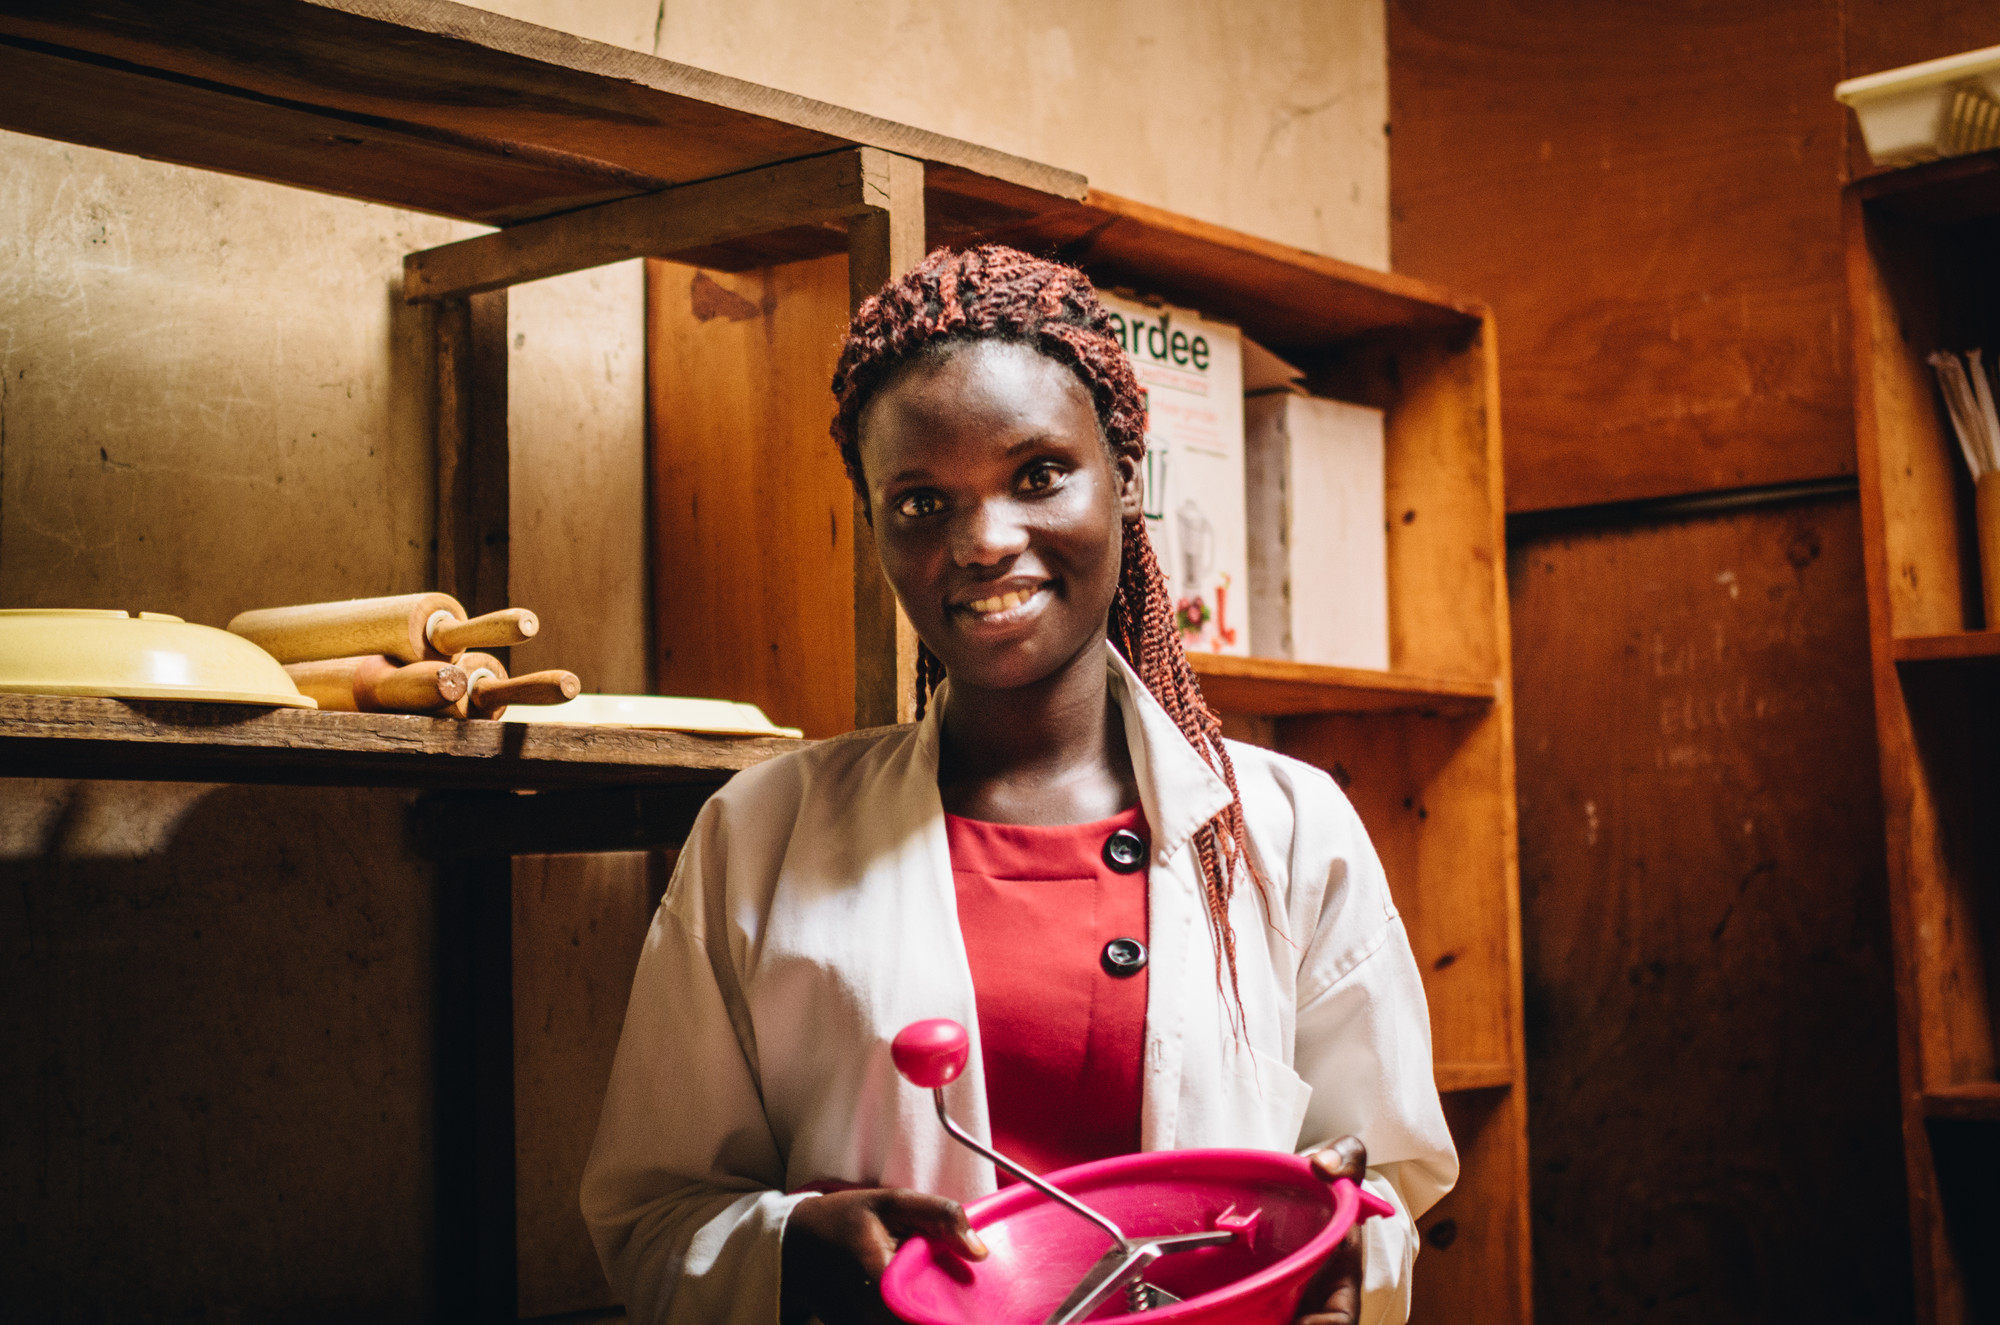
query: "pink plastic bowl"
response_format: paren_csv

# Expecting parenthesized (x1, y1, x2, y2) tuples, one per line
(880, 1148, 1388, 1324)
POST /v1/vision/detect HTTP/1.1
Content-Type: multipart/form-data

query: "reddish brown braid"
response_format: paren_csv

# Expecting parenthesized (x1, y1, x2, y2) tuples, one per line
(830, 244, 1268, 1026)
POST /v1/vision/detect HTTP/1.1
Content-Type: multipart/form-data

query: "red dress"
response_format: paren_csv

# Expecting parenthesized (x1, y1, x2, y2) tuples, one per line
(944, 806, 1151, 1179)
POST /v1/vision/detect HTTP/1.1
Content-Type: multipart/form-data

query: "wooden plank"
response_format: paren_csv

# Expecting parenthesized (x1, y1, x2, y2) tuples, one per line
(967, 188, 1480, 358)
(0, 0, 1082, 227)
(0, 693, 802, 788)
(405, 148, 896, 302)
(848, 150, 926, 729)
(1189, 653, 1495, 717)
(435, 288, 510, 619)
(1412, 1088, 1532, 1325)
(1433, 1061, 1515, 1094)
(648, 255, 858, 740)
(1508, 498, 1912, 1323)
(511, 851, 662, 1318)
(1389, 0, 1857, 512)
(1923, 1083, 2000, 1123)
(1894, 630, 2000, 663)
(434, 855, 516, 1322)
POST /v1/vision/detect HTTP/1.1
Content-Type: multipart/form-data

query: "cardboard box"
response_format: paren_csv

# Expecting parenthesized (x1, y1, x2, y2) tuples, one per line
(1244, 393, 1388, 670)
(1100, 293, 1250, 656)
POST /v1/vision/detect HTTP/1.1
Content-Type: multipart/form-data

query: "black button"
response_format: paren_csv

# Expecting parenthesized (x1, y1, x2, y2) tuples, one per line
(1102, 938, 1148, 977)
(1103, 828, 1147, 873)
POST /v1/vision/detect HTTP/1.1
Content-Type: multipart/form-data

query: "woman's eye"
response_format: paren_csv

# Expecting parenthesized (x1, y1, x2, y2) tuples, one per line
(896, 492, 942, 518)
(1021, 463, 1066, 493)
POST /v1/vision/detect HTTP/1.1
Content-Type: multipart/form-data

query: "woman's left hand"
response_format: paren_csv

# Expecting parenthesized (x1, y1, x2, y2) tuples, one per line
(1292, 1136, 1369, 1325)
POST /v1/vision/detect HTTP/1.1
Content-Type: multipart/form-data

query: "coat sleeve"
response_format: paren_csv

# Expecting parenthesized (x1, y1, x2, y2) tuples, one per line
(1289, 787, 1460, 1325)
(580, 801, 807, 1325)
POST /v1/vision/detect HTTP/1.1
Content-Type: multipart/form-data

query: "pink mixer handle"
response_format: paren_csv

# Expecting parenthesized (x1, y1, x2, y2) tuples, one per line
(1328, 1176, 1397, 1223)
(892, 1018, 971, 1090)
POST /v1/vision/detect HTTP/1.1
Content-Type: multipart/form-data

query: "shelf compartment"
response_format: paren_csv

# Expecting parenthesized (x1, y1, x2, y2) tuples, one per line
(1433, 1060, 1515, 1094)
(0, 693, 803, 791)
(1893, 631, 2000, 663)
(1923, 1083, 2000, 1123)
(1189, 654, 1497, 718)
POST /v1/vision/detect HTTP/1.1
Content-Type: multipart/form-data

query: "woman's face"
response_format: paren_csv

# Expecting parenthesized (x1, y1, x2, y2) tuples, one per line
(856, 339, 1142, 694)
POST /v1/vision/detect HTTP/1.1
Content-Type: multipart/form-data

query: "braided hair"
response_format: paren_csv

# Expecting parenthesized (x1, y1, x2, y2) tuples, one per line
(830, 243, 1267, 1024)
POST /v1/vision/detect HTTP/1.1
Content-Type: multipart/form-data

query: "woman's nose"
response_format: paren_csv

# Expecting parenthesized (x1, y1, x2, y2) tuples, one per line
(950, 497, 1030, 567)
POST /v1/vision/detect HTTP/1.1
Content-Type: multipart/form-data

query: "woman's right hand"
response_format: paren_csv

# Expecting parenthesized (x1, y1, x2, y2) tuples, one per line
(781, 1187, 987, 1325)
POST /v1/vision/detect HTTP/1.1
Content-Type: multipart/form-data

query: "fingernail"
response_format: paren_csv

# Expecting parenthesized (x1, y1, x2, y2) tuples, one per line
(967, 1231, 988, 1258)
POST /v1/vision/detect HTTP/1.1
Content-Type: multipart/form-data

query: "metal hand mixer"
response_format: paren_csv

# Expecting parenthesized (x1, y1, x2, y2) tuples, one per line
(892, 1019, 1257, 1321)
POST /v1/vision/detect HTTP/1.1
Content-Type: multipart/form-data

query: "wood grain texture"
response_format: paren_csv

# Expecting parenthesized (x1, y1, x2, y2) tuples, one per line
(0, 0, 1081, 227)
(0, 784, 441, 1320)
(1188, 653, 1495, 717)
(511, 849, 664, 1317)
(1508, 499, 1909, 1323)
(847, 151, 926, 729)
(967, 187, 1481, 359)
(1389, 0, 1856, 511)
(404, 148, 895, 301)
(1845, 156, 2000, 1325)
(648, 254, 857, 738)
(436, 289, 511, 619)
(1894, 630, 2000, 662)
(0, 693, 801, 789)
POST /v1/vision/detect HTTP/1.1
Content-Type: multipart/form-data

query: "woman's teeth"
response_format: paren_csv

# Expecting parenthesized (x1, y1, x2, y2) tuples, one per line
(967, 588, 1037, 614)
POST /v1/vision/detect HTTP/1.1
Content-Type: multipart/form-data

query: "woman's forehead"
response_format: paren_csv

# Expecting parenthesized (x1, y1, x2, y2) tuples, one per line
(860, 340, 1100, 451)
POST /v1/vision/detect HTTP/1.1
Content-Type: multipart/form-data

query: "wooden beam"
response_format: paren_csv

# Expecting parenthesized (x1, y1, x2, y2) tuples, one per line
(848, 149, 927, 729)
(0, 1, 1084, 228)
(435, 289, 510, 618)
(406, 148, 908, 302)
(0, 693, 803, 789)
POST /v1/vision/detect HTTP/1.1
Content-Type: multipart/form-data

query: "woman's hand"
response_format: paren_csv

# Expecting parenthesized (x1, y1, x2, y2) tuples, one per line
(1293, 1136, 1369, 1325)
(781, 1186, 987, 1325)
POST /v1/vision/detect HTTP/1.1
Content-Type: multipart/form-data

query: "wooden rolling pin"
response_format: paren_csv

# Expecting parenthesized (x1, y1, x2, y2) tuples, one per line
(451, 651, 581, 720)
(229, 592, 540, 664)
(286, 657, 469, 714)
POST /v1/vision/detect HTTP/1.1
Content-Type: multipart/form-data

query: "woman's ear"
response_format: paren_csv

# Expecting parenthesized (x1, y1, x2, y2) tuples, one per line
(1115, 451, 1145, 522)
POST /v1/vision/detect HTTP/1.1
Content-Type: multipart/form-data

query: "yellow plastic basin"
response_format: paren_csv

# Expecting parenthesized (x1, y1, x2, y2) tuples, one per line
(0, 609, 316, 708)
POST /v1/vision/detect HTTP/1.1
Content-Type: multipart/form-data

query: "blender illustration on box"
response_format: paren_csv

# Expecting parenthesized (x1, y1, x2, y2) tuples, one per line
(1100, 292, 1250, 656)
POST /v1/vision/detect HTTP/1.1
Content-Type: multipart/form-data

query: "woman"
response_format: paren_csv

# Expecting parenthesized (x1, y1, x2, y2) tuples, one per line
(582, 246, 1456, 1325)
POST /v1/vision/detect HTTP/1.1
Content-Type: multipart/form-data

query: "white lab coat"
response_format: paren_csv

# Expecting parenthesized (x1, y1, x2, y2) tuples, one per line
(582, 644, 1458, 1325)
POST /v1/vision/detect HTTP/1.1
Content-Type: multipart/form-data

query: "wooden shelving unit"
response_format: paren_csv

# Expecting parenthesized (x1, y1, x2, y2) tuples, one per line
(1845, 147, 2000, 1325)
(989, 192, 1532, 1325)
(2, 4, 1530, 1323)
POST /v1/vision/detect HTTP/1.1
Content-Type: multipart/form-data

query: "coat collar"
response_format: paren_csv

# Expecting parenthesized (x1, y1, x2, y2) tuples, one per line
(910, 641, 1233, 861)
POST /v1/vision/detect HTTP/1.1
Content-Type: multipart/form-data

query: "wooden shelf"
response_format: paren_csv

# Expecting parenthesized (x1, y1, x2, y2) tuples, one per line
(0, 693, 803, 790)
(1434, 1061, 1515, 1094)
(1892, 631, 2000, 663)
(0, 0, 1081, 255)
(1922, 1084, 2000, 1124)
(1189, 654, 1497, 718)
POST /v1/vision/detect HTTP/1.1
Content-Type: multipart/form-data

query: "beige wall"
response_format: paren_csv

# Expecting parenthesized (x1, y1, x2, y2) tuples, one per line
(473, 0, 1390, 268)
(1, 4, 1386, 1315)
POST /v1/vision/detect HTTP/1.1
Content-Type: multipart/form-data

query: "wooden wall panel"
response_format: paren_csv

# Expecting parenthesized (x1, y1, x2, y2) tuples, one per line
(512, 850, 666, 1319)
(1508, 498, 1908, 1321)
(648, 255, 857, 739)
(1389, 0, 1854, 512)
(0, 784, 435, 1319)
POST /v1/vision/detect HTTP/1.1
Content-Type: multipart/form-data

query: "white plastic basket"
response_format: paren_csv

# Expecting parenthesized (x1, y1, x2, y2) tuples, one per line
(1836, 45, 2000, 166)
